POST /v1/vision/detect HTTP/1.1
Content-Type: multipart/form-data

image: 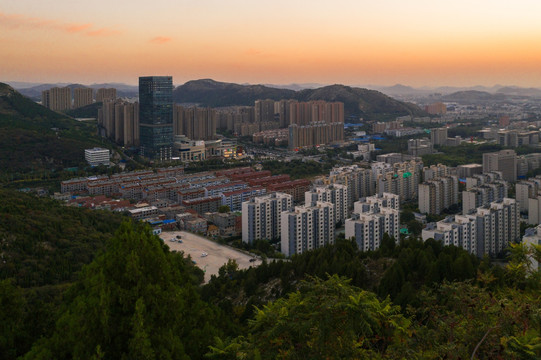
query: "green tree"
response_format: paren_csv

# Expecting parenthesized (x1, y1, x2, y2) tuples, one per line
(25, 221, 221, 359)
(208, 275, 411, 359)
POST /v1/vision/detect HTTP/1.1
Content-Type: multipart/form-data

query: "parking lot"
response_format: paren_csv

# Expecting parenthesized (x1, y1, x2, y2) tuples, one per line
(159, 230, 261, 282)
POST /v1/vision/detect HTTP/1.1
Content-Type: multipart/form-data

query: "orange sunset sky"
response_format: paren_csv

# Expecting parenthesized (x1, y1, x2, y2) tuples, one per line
(1, 0, 541, 87)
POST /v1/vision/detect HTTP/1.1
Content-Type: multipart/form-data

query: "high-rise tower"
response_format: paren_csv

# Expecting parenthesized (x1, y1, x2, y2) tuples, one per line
(139, 76, 173, 160)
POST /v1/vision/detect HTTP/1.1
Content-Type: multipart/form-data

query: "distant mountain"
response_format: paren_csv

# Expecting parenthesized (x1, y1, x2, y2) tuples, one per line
(173, 79, 425, 119)
(263, 83, 327, 91)
(496, 86, 541, 97)
(0, 83, 107, 176)
(441, 90, 507, 103)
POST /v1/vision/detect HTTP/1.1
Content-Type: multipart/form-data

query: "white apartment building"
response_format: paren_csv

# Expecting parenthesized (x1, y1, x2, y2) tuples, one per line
(418, 176, 459, 215)
(84, 148, 110, 167)
(305, 184, 348, 225)
(345, 192, 400, 252)
(422, 198, 519, 257)
(242, 192, 292, 245)
(281, 201, 334, 257)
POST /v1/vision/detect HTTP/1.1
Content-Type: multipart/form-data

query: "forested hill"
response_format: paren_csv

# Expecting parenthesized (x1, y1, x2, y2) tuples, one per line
(0, 83, 107, 178)
(173, 79, 426, 120)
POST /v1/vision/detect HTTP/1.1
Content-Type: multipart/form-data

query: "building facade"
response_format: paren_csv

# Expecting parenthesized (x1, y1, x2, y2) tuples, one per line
(139, 76, 174, 160)
(242, 192, 292, 245)
(281, 201, 334, 257)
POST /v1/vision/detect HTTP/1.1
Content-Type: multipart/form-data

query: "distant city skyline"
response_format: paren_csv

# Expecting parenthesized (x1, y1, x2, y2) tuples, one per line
(2, 0, 541, 87)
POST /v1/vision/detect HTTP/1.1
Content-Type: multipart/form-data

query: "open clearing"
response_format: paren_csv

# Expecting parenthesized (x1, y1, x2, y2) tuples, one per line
(159, 230, 261, 282)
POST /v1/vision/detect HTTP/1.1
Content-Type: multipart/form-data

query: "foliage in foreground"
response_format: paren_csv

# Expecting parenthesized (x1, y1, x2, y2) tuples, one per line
(24, 222, 224, 360)
(208, 275, 411, 359)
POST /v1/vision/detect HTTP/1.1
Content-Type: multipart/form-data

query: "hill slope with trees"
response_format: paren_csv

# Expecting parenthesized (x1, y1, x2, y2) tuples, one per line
(173, 79, 426, 120)
(0, 83, 110, 181)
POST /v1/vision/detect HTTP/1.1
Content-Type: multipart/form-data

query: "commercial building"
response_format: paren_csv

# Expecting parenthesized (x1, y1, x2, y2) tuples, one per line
(242, 192, 292, 245)
(418, 176, 459, 215)
(305, 184, 349, 225)
(139, 76, 174, 160)
(483, 150, 517, 182)
(422, 198, 519, 257)
(41, 87, 71, 111)
(73, 88, 93, 108)
(281, 201, 334, 257)
(345, 193, 400, 252)
(84, 148, 110, 167)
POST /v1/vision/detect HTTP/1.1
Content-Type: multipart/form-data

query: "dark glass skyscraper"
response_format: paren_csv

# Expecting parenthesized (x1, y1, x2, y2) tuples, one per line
(139, 76, 173, 160)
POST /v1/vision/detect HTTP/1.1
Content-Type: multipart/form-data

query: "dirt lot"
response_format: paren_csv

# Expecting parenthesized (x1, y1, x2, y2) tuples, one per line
(159, 230, 261, 282)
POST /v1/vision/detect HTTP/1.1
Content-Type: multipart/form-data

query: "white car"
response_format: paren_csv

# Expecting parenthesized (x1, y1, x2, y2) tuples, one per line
(170, 238, 176, 242)
(201, 252, 208, 257)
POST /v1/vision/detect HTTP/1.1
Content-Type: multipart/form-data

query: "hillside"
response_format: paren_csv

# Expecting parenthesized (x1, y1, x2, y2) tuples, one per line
(173, 79, 426, 120)
(64, 101, 102, 118)
(297, 84, 425, 119)
(173, 78, 296, 107)
(0, 83, 108, 178)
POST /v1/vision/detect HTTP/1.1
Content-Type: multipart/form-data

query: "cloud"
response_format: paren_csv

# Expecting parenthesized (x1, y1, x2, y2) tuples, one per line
(0, 11, 120, 37)
(150, 36, 172, 44)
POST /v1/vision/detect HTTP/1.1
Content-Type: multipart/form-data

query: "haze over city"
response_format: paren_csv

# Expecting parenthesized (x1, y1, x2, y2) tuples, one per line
(2, 0, 541, 87)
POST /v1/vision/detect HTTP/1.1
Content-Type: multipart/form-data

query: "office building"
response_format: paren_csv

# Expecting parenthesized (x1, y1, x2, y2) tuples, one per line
(73, 88, 93, 108)
(305, 184, 348, 225)
(423, 198, 519, 257)
(242, 192, 292, 245)
(95, 88, 117, 102)
(483, 150, 517, 182)
(84, 148, 110, 167)
(418, 176, 459, 215)
(281, 201, 334, 257)
(41, 87, 71, 111)
(139, 76, 174, 160)
(345, 193, 400, 252)
(430, 127, 448, 146)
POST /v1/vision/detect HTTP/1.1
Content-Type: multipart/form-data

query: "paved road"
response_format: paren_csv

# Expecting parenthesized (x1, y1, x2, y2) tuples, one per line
(159, 230, 261, 283)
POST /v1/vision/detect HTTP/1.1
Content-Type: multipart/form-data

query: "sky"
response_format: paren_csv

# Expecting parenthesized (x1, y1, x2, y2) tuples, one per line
(1, 0, 541, 87)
